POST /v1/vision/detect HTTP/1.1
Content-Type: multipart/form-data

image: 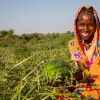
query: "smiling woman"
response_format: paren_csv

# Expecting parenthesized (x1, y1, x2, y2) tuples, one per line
(76, 7, 96, 49)
(68, 5, 100, 99)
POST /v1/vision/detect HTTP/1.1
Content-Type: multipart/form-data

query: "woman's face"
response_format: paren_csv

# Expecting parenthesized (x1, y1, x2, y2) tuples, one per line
(76, 12, 96, 41)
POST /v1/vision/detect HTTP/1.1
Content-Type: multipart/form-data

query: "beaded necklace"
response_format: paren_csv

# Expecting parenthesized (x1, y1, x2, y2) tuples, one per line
(83, 39, 94, 47)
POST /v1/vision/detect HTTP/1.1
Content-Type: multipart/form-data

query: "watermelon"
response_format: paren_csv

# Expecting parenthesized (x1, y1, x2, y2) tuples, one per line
(42, 58, 71, 83)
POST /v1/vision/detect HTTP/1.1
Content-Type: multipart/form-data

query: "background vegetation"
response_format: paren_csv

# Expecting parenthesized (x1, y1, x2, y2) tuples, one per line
(0, 29, 79, 100)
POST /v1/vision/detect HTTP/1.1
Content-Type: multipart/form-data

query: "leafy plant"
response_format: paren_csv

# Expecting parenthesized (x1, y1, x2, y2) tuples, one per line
(0, 32, 90, 100)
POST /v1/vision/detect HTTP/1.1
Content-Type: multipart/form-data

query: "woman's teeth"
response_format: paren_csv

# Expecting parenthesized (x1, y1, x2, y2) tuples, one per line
(82, 32, 89, 36)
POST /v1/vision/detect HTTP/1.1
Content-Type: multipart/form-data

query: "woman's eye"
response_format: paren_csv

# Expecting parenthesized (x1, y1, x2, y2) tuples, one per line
(88, 24, 93, 27)
(79, 24, 84, 27)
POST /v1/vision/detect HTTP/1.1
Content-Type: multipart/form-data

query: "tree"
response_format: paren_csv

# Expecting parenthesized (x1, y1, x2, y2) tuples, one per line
(0, 29, 14, 37)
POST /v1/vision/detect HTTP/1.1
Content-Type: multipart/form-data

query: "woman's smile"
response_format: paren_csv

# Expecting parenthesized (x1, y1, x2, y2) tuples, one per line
(76, 12, 96, 42)
(81, 32, 90, 38)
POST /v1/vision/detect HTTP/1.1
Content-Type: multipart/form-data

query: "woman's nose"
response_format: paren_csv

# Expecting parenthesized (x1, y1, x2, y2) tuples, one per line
(84, 26, 89, 31)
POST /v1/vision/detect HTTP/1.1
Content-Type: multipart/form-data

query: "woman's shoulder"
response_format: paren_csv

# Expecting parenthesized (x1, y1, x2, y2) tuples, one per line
(68, 39, 74, 43)
(68, 38, 76, 47)
(97, 39, 100, 48)
(97, 40, 100, 56)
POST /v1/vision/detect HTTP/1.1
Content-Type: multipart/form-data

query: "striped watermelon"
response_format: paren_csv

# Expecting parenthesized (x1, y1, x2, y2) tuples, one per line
(42, 58, 71, 83)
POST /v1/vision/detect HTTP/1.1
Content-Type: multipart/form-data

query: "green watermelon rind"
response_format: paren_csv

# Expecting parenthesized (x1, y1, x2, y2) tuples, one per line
(42, 58, 71, 83)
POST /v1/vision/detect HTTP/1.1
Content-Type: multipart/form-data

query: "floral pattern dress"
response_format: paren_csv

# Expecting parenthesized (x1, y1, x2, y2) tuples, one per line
(68, 5, 100, 99)
(68, 34, 100, 99)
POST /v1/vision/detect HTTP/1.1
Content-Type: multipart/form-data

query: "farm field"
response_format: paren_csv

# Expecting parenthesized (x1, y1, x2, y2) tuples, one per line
(0, 31, 85, 100)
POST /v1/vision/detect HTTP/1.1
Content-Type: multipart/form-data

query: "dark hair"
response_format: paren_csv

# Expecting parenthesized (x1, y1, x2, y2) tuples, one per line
(76, 7, 96, 24)
(79, 7, 94, 14)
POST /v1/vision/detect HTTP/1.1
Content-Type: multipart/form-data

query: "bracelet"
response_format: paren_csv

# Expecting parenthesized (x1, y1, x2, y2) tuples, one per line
(82, 69, 91, 77)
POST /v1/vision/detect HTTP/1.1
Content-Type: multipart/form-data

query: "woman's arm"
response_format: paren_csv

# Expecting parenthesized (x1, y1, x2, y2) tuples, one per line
(76, 61, 86, 71)
(75, 61, 95, 83)
(79, 75, 95, 83)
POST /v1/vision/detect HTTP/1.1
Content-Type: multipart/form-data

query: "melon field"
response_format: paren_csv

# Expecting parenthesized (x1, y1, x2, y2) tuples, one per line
(0, 31, 88, 100)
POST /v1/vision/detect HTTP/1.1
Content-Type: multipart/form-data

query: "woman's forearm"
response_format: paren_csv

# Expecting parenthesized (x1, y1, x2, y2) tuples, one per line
(76, 61, 86, 71)
(78, 75, 95, 83)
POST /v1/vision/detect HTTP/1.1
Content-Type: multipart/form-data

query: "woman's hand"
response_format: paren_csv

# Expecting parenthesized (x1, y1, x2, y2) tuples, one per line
(79, 75, 95, 83)
(74, 61, 95, 83)
(76, 61, 87, 71)
(87, 75, 95, 83)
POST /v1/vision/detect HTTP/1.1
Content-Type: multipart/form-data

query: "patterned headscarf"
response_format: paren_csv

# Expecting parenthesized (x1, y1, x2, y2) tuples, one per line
(69, 5, 100, 63)
(74, 5, 99, 36)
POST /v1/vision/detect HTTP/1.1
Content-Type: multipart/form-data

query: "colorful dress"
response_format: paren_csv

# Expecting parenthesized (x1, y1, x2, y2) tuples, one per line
(68, 6, 100, 99)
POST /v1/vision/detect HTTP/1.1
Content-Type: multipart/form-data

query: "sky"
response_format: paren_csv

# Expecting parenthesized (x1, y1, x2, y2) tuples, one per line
(0, 0, 100, 35)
